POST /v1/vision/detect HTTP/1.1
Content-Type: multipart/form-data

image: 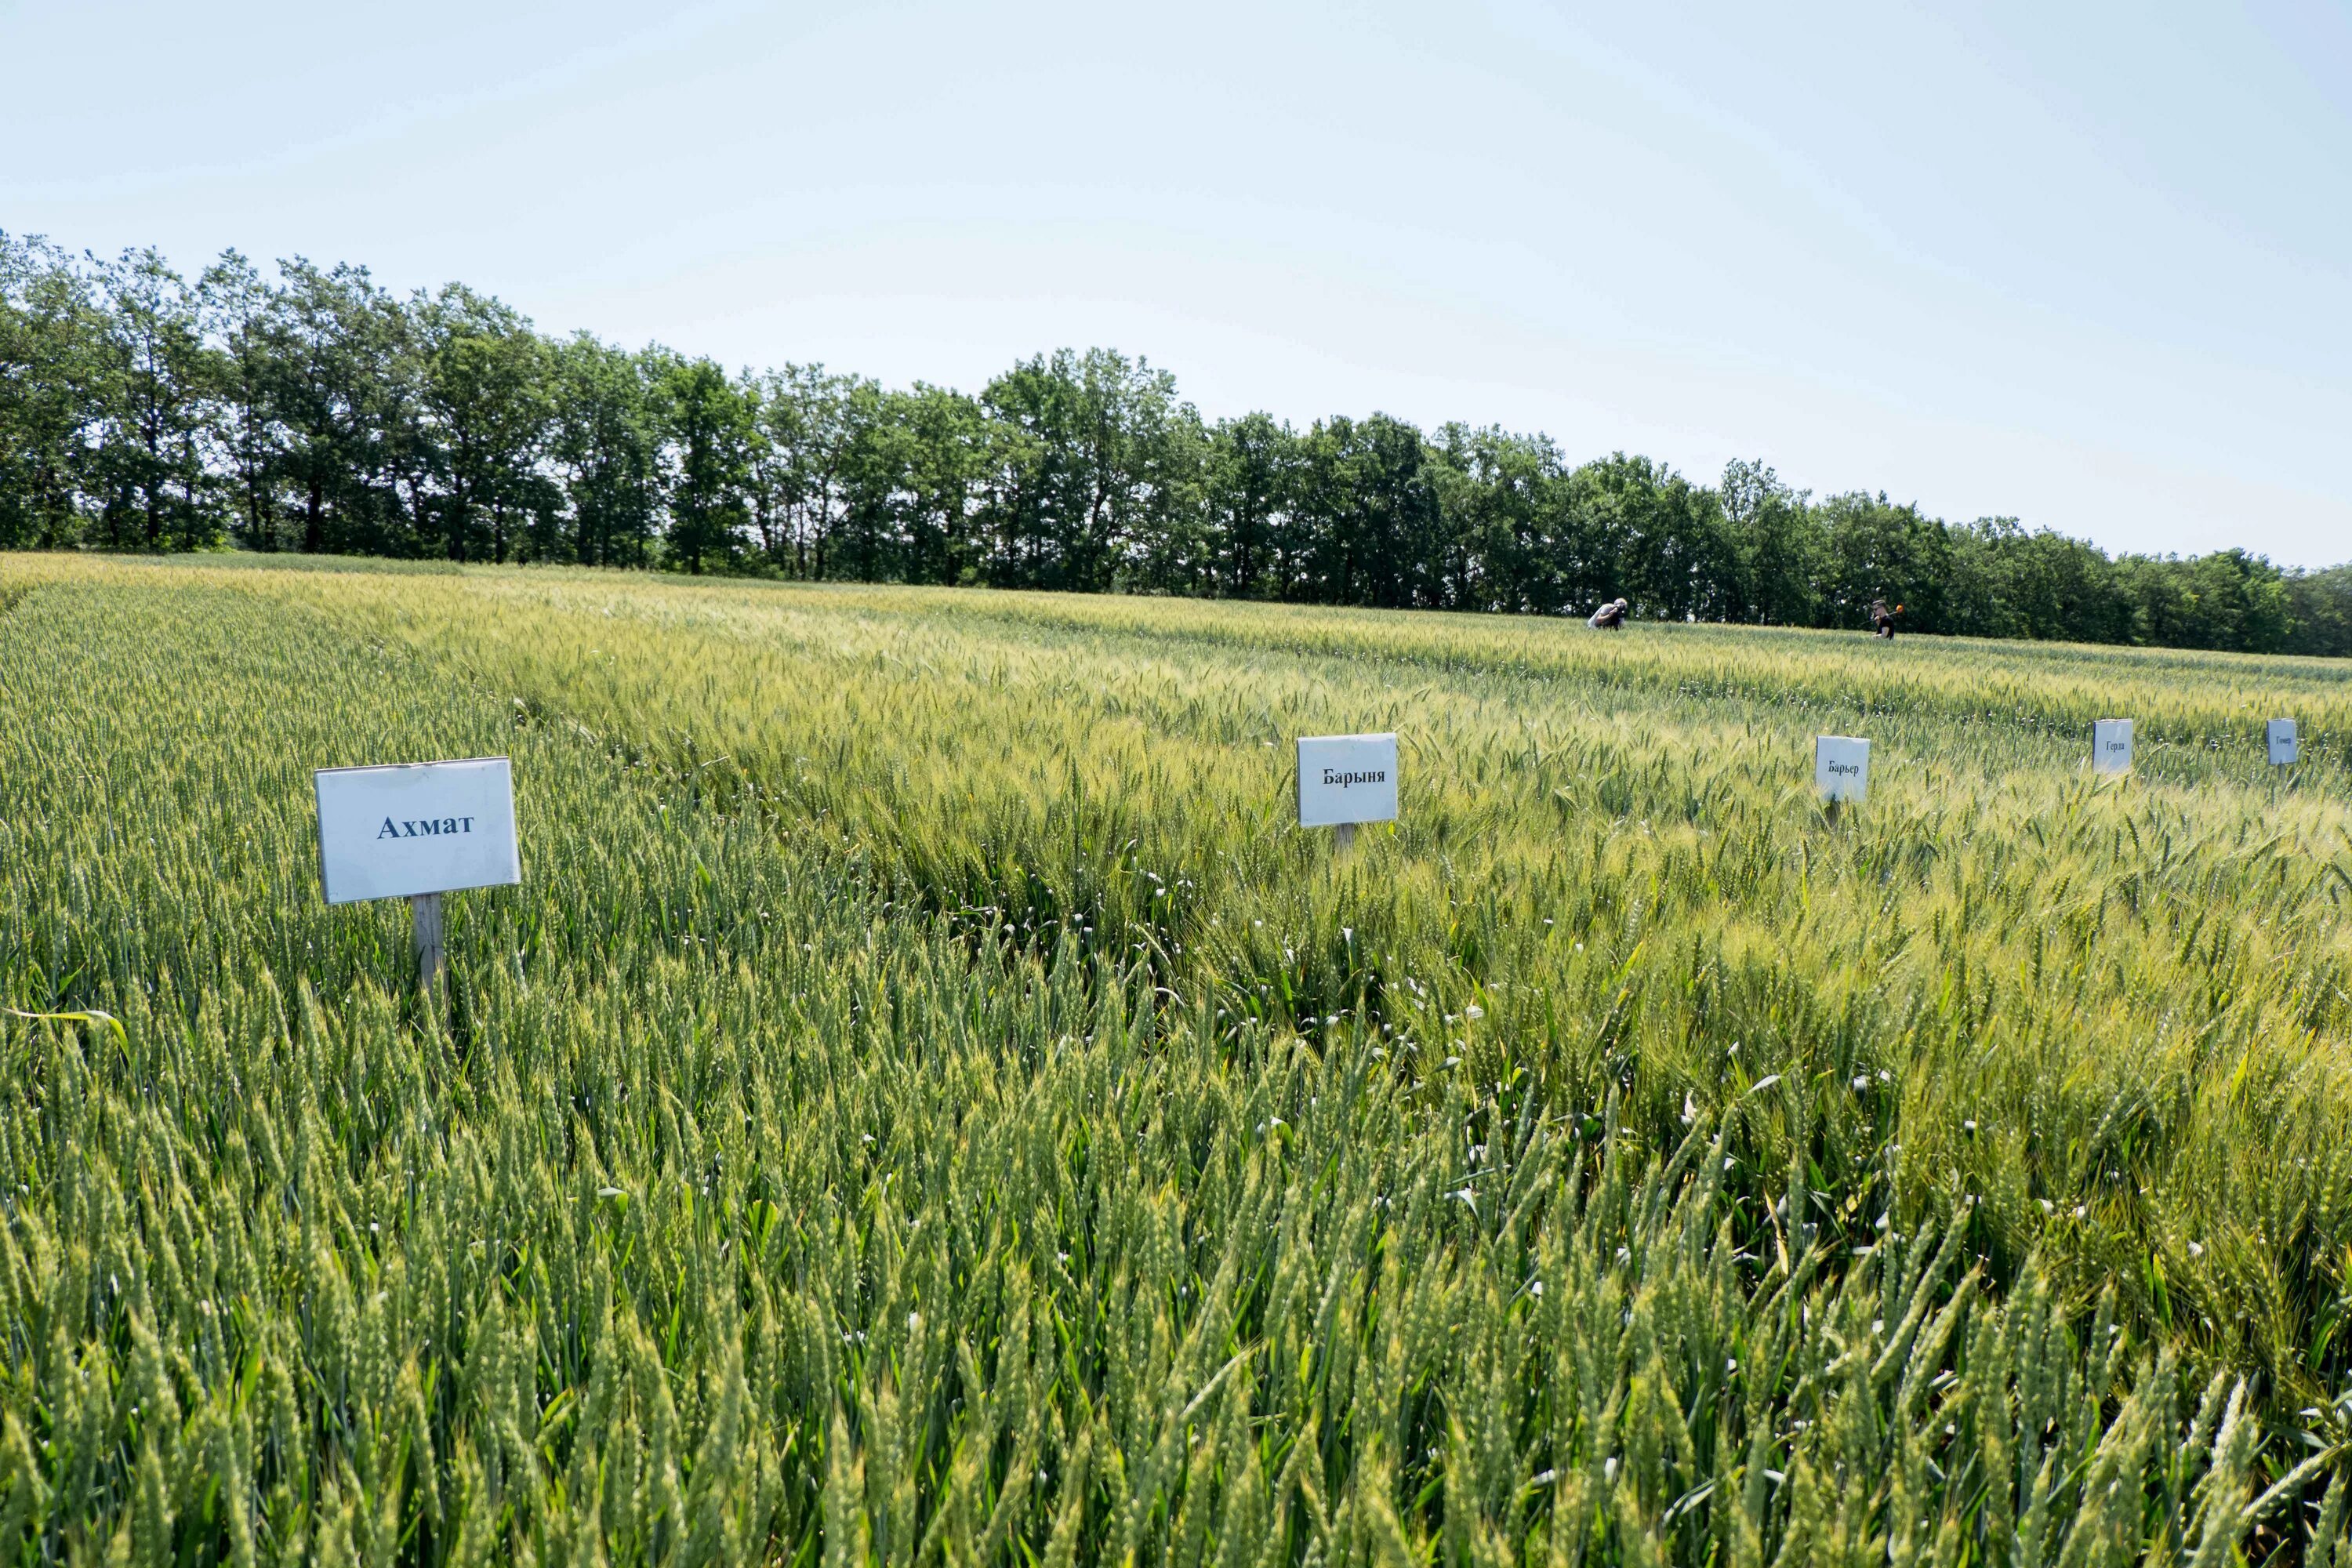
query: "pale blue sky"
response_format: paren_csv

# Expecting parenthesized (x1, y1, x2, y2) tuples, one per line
(5, 0, 2347, 564)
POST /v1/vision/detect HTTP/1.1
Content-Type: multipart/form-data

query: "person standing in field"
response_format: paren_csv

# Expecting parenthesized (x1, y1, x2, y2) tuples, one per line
(1870, 599, 1899, 639)
(1588, 597, 1629, 630)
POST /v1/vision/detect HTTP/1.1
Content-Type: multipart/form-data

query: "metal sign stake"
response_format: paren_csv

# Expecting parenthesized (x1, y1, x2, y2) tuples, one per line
(411, 891, 445, 994)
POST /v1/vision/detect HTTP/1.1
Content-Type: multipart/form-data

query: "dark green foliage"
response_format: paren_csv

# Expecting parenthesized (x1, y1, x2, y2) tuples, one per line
(3, 232, 2347, 655)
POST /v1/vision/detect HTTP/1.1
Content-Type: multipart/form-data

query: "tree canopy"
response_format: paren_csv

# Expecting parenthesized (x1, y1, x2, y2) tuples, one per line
(5, 233, 2346, 656)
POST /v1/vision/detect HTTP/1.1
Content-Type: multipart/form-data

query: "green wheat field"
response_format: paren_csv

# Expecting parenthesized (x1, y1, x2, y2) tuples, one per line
(4, 551, 2351, 1567)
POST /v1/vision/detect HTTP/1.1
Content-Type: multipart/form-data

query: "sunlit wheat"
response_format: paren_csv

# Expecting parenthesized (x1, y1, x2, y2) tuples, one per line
(2, 553, 2349, 1564)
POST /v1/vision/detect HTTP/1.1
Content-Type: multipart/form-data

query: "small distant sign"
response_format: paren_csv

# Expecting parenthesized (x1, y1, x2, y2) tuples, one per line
(1814, 735, 1869, 803)
(315, 757, 521, 906)
(1298, 734, 1399, 828)
(2268, 719, 2299, 766)
(2092, 718, 2134, 775)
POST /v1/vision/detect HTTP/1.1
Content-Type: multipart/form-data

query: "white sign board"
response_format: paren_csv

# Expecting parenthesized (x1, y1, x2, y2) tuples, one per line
(1814, 735, 1869, 803)
(1298, 734, 1399, 828)
(2268, 719, 2299, 766)
(2092, 718, 2134, 775)
(315, 757, 521, 905)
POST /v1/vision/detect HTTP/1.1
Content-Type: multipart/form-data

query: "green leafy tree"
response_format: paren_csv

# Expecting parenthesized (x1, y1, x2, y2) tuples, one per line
(198, 252, 287, 550)
(749, 364, 873, 579)
(5, 229, 2350, 658)
(548, 334, 662, 567)
(1818, 490, 1954, 631)
(981, 349, 1190, 593)
(265, 260, 423, 555)
(2116, 547, 2295, 653)
(88, 249, 219, 550)
(1719, 460, 1820, 626)
(417, 285, 555, 562)
(886, 383, 993, 585)
(1428, 425, 1561, 613)
(0, 233, 103, 549)
(829, 378, 901, 582)
(1291, 414, 1442, 608)
(654, 354, 756, 575)
(1201, 412, 1295, 599)
(2283, 564, 2352, 657)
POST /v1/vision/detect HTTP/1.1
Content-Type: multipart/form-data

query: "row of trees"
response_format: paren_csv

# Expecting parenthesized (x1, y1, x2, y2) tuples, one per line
(5, 234, 2347, 655)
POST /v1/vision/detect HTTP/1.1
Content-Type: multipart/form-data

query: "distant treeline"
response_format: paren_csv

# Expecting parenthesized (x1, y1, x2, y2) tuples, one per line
(5, 234, 2349, 655)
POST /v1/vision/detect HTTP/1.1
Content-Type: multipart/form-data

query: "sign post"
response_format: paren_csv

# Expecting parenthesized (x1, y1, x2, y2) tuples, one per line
(411, 891, 445, 991)
(315, 756, 522, 996)
(1814, 736, 1869, 804)
(2268, 720, 2299, 767)
(1298, 734, 1398, 855)
(2092, 718, 2134, 776)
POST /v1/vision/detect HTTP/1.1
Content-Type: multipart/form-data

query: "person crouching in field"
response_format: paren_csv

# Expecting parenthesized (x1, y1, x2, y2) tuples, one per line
(1588, 597, 1629, 630)
(1870, 599, 1900, 639)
